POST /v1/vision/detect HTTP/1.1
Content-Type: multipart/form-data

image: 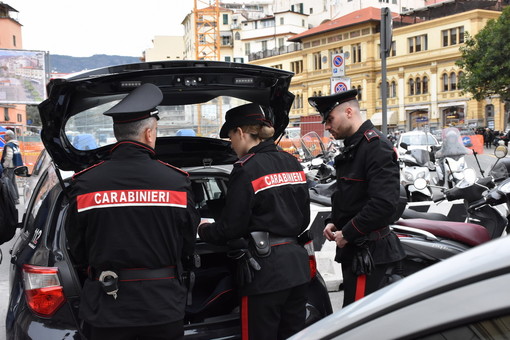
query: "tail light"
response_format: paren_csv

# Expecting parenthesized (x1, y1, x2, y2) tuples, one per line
(303, 240, 317, 278)
(23, 264, 66, 317)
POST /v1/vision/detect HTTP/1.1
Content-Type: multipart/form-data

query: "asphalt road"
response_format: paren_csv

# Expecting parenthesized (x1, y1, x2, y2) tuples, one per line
(0, 146, 499, 338)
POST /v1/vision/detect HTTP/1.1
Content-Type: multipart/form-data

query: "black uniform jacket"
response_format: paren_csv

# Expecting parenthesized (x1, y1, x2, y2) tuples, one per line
(331, 120, 405, 264)
(199, 140, 311, 296)
(66, 141, 200, 327)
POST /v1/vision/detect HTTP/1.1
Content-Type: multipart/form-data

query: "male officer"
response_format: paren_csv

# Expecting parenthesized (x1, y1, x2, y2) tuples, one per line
(66, 83, 200, 340)
(308, 89, 405, 307)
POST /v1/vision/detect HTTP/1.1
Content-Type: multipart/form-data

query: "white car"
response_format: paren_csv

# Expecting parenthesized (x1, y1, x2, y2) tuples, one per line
(290, 235, 510, 340)
(397, 131, 441, 156)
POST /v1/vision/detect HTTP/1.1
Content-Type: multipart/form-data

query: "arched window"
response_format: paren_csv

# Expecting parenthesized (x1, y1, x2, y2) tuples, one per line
(450, 72, 457, 91)
(457, 71, 464, 90)
(235, 32, 241, 40)
(357, 85, 362, 101)
(318, 91, 322, 96)
(299, 94, 303, 108)
(416, 77, 422, 95)
(409, 78, 415, 95)
(313, 91, 317, 97)
(422, 76, 429, 94)
(391, 81, 397, 98)
(378, 83, 382, 99)
(296, 94, 301, 109)
(443, 73, 449, 91)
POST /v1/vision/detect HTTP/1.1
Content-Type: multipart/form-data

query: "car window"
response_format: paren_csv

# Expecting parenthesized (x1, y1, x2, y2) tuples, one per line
(418, 313, 510, 340)
(24, 165, 59, 234)
(31, 150, 48, 176)
(191, 177, 228, 221)
(65, 96, 250, 151)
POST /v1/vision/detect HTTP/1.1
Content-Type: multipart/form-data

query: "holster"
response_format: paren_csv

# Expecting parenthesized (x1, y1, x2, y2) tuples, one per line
(226, 238, 261, 287)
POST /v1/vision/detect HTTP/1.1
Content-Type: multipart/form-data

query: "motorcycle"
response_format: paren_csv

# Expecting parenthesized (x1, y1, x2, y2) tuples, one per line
(299, 131, 336, 185)
(393, 145, 510, 276)
(399, 142, 433, 202)
(433, 127, 473, 188)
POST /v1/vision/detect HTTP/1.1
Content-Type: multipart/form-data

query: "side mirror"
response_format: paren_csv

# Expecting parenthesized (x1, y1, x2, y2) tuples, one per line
(400, 142, 408, 150)
(494, 145, 508, 159)
(14, 166, 30, 177)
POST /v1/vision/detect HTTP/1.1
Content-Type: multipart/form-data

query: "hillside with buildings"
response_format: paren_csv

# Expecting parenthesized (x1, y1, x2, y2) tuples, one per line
(48, 54, 141, 74)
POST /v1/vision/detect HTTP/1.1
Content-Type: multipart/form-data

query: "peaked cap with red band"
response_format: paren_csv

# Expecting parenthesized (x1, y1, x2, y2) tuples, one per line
(308, 89, 358, 123)
(104, 83, 163, 124)
(219, 103, 272, 138)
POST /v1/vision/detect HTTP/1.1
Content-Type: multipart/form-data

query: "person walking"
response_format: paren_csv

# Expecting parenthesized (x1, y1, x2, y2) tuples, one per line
(308, 89, 405, 307)
(1, 129, 22, 204)
(66, 83, 200, 340)
(484, 128, 494, 149)
(198, 103, 311, 340)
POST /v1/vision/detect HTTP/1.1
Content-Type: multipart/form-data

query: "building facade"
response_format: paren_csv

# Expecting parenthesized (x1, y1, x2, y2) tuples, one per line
(249, 5, 507, 133)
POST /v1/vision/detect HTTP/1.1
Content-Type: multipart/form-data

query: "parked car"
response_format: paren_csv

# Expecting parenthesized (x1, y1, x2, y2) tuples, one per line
(290, 235, 510, 340)
(7, 61, 332, 339)
(397, 131, 441, 170)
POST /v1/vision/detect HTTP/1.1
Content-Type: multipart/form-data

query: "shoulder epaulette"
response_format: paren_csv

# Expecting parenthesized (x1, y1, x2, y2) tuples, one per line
(72, 161, 106, 180)
(235, 153, 255, 166)
(364, 130, 380, 142)
(157, 160, 189, 177)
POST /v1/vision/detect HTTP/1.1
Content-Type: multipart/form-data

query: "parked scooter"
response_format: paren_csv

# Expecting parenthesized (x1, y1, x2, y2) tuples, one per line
(433, 127, 473, 188)
(399, 142, 433, 201)
(393, 146, 510, 276)
(300, 131, 336, 185)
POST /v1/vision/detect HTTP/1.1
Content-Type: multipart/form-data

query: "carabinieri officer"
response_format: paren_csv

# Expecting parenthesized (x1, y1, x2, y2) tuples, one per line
(198, 103, 311, 340)
(66, 83, 200, 340)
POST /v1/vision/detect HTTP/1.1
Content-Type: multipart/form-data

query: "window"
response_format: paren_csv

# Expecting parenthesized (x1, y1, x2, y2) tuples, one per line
(261, 40, 268, 51)
(450, 72, 457, 91)
(4, 107, 9, 121)
(390, 41, 396, 57)
(457, 71, 464, 89)
(391, 81, 397, 98)
(224, 56, 231, 62)
(409, 79, 415, 95)
(221, 36, 231, 46)
(233, 57, 244, 63)
(223, 14, 228, 25)
(278, 38, 284, 48)
(441, 26, 464, 46)
(352, 43, 362, 63)
(271, 64, 283, 69)
(17, 113, 22, 122)
(443, 73, 449, 91)
(235, 32, 240, 40)
(245, 43, 250, 55)
(357, 86, 362, 101)
(313, 52, 322, 70)
(13, 35, 16, 47)
(280, 17, 284, 25)
(408, 34, 427, 53)
(291, 60, 303, 74)
(423, 76, 429, 94)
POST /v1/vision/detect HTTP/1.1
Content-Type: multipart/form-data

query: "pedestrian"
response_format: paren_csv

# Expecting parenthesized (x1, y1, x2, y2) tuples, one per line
(66, 83, 200, 340)
(1, 129, 22, 204)
(484, 128, 494, 149)
(308, 89, 406, 307)
(198, 103, 311, 340)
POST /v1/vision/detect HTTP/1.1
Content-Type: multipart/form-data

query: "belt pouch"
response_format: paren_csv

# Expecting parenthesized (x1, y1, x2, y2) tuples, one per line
(250, 231, 271, 257)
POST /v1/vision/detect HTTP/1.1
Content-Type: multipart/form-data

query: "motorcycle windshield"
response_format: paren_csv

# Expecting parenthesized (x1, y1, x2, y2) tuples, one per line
(409, 149, 430, 166)
(435, 127, 472, 158)
(489, 158, 510, 181)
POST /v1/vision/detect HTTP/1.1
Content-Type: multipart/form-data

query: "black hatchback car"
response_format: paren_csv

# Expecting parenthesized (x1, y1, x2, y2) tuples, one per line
(6, 61, 332, 339)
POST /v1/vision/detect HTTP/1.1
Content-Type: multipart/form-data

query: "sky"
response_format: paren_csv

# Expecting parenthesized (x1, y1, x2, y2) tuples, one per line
(6, 0, 196, 57)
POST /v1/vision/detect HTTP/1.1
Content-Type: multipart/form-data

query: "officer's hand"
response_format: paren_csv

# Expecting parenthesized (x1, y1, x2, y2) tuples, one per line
(323, 223, 337, 241)
(334, 231, 348, 248)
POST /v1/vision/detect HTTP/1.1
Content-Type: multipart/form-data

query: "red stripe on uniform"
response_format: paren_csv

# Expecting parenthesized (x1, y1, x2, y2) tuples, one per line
(242, 296, 249, 340)
(251, 171, 306, 194)
(76, 189, 187, 212)
(355, 274, 367, 301)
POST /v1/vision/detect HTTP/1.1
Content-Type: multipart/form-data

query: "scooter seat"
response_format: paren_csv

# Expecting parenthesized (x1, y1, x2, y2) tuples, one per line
(395, 218, 491, 246)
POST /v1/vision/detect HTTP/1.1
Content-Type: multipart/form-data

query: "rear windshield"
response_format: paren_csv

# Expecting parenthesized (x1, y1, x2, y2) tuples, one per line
(65, 96, 250, 151)
(401, 133, 437, 146)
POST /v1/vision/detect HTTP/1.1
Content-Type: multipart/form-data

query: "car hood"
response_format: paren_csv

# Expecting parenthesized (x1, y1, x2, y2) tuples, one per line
(39, 60, 294, 171)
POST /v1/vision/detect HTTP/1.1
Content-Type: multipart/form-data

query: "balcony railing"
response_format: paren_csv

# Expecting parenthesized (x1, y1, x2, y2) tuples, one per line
(248, 43, 303, 61)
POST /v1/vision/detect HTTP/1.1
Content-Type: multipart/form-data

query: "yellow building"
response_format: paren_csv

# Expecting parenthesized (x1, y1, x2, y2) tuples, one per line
(250, 5, 507, 133)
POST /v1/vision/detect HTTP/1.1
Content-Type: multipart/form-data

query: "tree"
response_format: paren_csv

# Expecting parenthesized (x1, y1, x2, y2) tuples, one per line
(456, 7, 510, 102)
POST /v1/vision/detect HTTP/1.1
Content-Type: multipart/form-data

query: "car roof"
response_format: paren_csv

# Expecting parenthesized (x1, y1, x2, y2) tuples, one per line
(290, 236, 510, 339)
(39, 60, 295, 172)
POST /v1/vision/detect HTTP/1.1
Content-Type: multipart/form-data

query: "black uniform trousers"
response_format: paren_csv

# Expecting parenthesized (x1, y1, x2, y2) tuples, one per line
(341, 261, 396, 307)
(88, 319, 183, 340)
(241, 283, 308, 340)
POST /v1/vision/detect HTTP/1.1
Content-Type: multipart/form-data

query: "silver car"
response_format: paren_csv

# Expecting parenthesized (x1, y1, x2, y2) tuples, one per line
(290, 235, 510, 340)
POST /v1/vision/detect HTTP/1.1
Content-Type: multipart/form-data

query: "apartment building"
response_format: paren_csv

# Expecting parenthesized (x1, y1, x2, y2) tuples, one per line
(249, 4, 507, 132)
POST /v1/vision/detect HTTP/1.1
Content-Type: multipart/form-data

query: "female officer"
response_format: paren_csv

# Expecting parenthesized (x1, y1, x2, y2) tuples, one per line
(198, 103, 311, 340)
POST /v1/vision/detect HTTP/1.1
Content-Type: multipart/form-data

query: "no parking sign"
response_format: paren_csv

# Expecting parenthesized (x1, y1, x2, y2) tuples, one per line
(331, 53, 345, 76)
(330, 77, 351, 94)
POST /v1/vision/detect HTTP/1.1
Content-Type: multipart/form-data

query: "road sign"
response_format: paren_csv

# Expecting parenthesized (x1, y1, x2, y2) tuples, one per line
(331, 53, 345, 77)
(330, 77, 351, 94)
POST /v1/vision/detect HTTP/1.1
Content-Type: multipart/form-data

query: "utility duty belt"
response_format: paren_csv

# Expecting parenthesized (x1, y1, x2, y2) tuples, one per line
(366, 226, 391, 241)
(250, 231, 298, 258)
(90, 266, 177, 300)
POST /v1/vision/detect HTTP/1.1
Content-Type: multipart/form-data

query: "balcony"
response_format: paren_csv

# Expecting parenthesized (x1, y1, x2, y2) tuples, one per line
(248, 43, 302, 61)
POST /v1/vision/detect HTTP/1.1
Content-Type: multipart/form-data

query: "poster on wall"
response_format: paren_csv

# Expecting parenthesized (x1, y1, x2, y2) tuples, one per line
(0, 49, 47, 104)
